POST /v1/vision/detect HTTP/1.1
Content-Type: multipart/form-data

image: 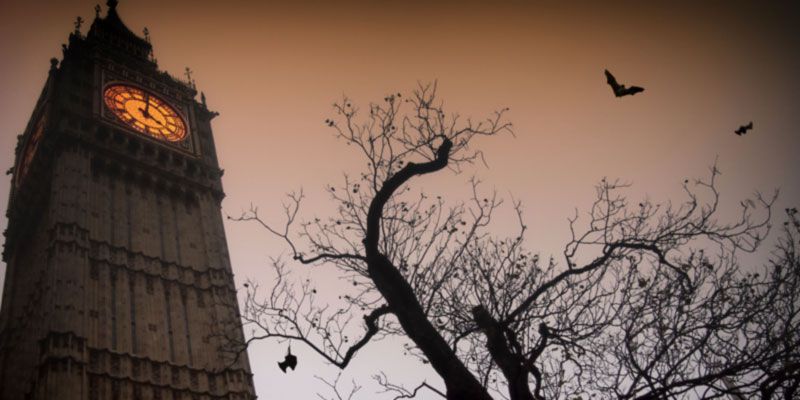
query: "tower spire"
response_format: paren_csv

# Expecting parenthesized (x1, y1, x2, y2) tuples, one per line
(105, 0, 119, 21)
(88, 0, 153, 60)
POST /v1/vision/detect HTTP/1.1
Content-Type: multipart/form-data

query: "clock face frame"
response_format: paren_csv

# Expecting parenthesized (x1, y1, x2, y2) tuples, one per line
(103, 83, 188, 143)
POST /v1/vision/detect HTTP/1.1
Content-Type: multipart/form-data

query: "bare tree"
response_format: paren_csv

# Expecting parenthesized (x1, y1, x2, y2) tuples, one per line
(230, 83, 798, 400)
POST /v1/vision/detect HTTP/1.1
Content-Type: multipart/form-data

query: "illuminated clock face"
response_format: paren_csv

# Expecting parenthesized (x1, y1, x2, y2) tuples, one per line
(16, 115, 46, 186)
(103, 84, 187, 142)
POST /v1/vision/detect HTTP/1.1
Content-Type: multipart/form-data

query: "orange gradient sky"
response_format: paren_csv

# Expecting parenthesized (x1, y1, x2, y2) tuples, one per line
(1, 1, 799, 398)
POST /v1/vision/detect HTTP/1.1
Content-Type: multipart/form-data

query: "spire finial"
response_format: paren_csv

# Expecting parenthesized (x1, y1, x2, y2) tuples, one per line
(94, 4, 101, 18)
(184, 67, 195, 88)
(74, 16, 84, 34)
(143, 27, 150, 43)
(107, 0, 118, 11)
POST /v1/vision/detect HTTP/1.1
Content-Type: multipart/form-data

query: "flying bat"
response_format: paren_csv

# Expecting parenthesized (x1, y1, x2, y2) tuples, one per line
(278, 347, 298, 373)
(735, 121, 753, 136)
(605, 69, 644, 97)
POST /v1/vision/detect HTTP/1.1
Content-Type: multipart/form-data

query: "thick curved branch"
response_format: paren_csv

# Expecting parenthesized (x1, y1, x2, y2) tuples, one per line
(365, 137, 452, 254)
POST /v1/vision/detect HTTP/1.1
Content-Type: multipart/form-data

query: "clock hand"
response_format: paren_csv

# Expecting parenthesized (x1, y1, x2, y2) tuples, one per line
(144, 93, 151, 116)
(136, 106, 165, 127)
(140, 110, 155, 122)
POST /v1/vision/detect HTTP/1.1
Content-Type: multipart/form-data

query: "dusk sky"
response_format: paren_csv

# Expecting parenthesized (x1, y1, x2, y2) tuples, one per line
(1, 1, 799, 398)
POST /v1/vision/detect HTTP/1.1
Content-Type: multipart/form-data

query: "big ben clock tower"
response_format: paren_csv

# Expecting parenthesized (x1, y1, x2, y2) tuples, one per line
(0, 1, 257, 399)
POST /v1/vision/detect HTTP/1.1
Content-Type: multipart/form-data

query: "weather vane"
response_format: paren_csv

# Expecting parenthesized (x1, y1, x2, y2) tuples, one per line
(74, 16, 84, 34)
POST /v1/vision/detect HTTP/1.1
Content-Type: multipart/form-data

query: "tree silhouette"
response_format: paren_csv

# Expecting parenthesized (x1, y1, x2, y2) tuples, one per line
(229, 83, 798, 400)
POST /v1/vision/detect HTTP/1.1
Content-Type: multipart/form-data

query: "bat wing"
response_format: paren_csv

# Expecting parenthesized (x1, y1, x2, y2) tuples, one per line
(625, 86, 645, 96)
(605, 69, 621, 91)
